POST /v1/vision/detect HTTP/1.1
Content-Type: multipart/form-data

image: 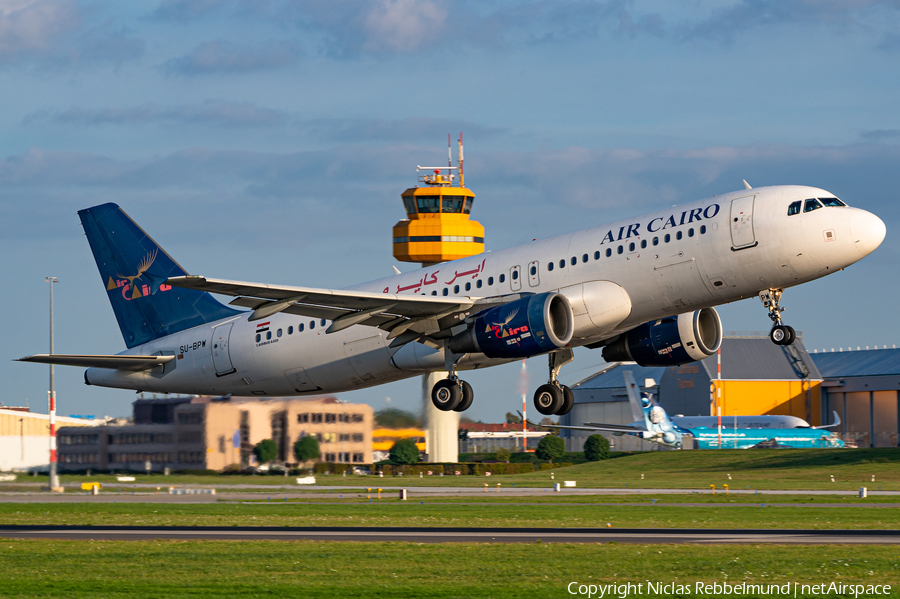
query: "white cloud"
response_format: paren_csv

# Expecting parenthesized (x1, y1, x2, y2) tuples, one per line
(0, 0, 78, 59)
(363, 0, 448, 53)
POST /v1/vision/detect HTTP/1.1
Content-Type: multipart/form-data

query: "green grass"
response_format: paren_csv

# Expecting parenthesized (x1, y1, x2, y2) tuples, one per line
(1, 540, 898, 598)
(1, 501, 898, 529)
(5, 448, 899, 493)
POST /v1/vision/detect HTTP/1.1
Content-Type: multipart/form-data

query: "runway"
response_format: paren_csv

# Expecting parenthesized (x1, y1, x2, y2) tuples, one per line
(2, 525, 899, 544)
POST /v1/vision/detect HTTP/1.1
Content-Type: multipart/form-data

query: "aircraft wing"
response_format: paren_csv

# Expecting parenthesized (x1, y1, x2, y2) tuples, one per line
(17, 354, 174, 372)
(528, 420, 645, 434)
(167, 275, 521, 344)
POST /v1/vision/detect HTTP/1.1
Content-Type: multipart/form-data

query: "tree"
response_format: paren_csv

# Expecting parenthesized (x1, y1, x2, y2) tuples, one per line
(293, 435, 320, 463)
(375, 408, 419, 428)
(505, 412, 522, 424)
(495, 448, 511, 463)
(253, 439, 278, 464)
(389, 438, 420, 465)
(536, 435, 566, 463)
(584, 434, 611, 461)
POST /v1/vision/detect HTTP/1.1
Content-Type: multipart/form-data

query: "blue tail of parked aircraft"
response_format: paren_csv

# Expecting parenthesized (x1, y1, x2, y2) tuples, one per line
(78, 203, 241, 348)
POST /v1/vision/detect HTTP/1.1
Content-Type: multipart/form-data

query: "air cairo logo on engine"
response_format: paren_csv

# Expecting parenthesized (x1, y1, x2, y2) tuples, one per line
(485, 306, 532, 346)
(105, 249, 172, 301)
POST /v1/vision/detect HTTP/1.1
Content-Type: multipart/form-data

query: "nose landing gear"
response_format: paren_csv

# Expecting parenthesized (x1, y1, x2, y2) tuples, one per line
(760, 288, 795, 346)
(533, 349, 575, 416)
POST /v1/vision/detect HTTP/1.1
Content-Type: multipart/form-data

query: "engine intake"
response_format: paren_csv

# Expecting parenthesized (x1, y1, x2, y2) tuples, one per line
(601, 307, 722, 367)
(449, 292, 574, 359)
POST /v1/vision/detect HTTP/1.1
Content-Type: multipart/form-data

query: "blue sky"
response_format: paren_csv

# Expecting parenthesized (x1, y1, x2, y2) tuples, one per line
(1, 0, 898, 421)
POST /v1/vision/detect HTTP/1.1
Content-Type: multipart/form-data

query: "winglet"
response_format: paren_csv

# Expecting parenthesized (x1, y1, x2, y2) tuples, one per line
(743, 179, 752, 190)
(813, 410, 842, 429)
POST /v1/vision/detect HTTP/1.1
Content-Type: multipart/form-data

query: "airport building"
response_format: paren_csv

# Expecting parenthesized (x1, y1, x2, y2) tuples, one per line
(0, 406, 103, 472)
(812, 347, 900, 448)
(57, 395, 373, 472)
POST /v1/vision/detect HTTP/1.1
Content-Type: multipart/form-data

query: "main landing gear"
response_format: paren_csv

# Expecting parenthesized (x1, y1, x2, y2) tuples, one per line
(760, 288, 795, 346)
(430, 344, 473, 412)
(533, 349, 575, 416)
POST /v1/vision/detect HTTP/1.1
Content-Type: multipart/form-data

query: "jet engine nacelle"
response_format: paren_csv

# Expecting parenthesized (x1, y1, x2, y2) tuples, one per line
(448, 292, 574, 359)
(601, 307, 722, 367)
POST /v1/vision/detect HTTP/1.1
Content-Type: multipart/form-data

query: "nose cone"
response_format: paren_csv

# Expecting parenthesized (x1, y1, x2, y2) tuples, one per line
(850, 210, 886, 256)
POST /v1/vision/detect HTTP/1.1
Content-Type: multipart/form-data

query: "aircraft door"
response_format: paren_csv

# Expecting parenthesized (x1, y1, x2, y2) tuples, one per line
(211, 323, 236, 376)
(527, 261, 540, 287)
(729, 195, 757, 249)
(510, 265, 522, 291)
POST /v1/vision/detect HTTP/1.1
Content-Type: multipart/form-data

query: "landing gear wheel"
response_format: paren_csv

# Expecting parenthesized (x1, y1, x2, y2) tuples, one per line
(453, 380, 474, 412)
(770, 325, 788, 345)
(431, 379, 461, 411)
(783, 325, 796, 346)
(556, 385, 574, 416)
(534, 384, 563, 415)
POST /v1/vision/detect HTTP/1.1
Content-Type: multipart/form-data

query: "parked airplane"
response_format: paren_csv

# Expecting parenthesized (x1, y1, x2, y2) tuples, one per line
(545, 371, 845, 449)
(19, 184, 885, 418)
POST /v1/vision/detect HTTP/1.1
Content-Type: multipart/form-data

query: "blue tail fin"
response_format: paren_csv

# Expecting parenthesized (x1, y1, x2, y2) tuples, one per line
(78, 203, 241, 348)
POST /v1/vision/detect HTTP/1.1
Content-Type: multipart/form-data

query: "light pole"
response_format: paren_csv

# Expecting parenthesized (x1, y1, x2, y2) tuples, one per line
(46, 276, 60, 489)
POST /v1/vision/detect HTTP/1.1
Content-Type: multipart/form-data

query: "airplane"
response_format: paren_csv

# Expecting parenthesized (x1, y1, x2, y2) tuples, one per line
(544, 371, 845, 449)
(19, 183, 885, 419)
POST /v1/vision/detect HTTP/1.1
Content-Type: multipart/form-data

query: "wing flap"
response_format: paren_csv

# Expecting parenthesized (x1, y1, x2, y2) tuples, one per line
(18, 354, 174, 372)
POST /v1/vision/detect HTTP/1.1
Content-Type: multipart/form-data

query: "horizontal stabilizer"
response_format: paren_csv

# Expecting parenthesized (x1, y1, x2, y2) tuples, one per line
(17, 354, 175, 372)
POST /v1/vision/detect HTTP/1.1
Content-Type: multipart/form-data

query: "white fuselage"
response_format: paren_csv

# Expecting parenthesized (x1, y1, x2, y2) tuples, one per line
(85, 185, 885, 397)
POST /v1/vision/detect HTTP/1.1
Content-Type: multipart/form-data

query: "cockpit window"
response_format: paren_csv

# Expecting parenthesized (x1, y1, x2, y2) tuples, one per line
(819, 197, 846, 207)
(787, 201, 801, 216)
(803, 198, 823, 213)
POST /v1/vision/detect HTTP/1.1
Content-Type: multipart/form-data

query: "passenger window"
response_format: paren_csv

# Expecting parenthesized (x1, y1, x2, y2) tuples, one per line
(628, 242, 635, 252)
(571, 257, 577, 266)
(819, 197, 846, 207)
(617, 245, 623, 254)
(277, 329, 282, 338)
(299, 323, 304, 332)
(605, 248, 612, 257)
(548, 262, 554, 271)
(309, 321, 315, 330)
(803, 198, 823, 213)
(512, 270, 518, 280)
(787, 201, 801, 216)
(321, 319, 326, 327)
(499, 273, 506, 283)
(559, 259, 565, 268)
(582, 254, 588, 263)
(676, 231, 683, 240)
(653, 237, 659, 246)
(288, 326, 293, 335)
(465, 282, 471, 291)
(431, 290, 437, 295)
(443, 288, 449, 296)
(454, 284, 460, 293)
(688, 228, 694, 237)
(594, 251, 600, 260)
(530, 265, 537, 275)
(256, 334, 261, 342)
(640, 240, 647, 249)
(664, 234, 671, 243)
(266, 331, 272, 340)
(476, 279, 482, 288)
(488, 276, 494, 285)
(700, 225, 706, 234)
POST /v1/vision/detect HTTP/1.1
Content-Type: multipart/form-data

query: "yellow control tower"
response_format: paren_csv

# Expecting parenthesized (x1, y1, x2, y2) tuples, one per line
(392, 135, 484, 464)
(392, 134, 484, 265)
